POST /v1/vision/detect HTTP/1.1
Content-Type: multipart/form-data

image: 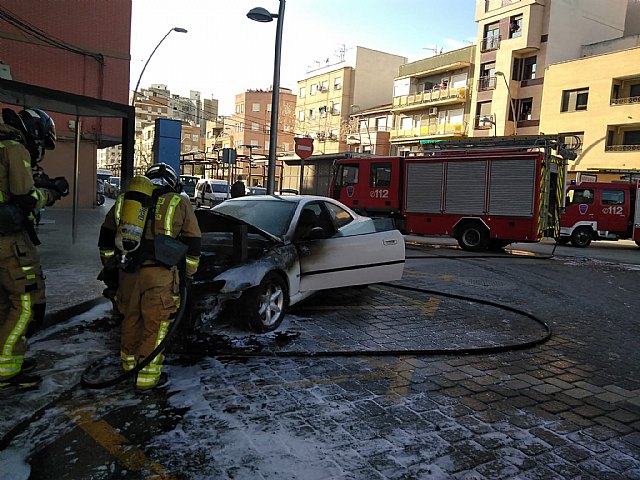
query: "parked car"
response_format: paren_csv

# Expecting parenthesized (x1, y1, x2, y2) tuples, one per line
(189, 195, 405, 333)
(180, 175, 200, 201)
(105, 176, 120, 198)
(194, 179, 230, 208)
(246, 186, 267, 196)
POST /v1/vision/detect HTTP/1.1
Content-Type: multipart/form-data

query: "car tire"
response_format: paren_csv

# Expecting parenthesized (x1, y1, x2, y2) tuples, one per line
(239, 272, 287, 333)
(570, 227, 592, 248)
(457, 223, 489, 252)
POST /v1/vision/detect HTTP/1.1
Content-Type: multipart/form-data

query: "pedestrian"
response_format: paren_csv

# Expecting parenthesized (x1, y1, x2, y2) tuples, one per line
(230, 180, 245, 198)
(98, 163, 201, 391)
(0, 108, 69, 389)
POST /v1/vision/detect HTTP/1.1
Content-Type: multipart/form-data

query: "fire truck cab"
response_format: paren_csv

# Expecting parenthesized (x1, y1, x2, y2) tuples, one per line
(559, 181, 640, 248)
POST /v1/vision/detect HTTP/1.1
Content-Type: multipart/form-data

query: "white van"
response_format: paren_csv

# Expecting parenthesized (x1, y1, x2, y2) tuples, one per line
(194, 179, 230, 207)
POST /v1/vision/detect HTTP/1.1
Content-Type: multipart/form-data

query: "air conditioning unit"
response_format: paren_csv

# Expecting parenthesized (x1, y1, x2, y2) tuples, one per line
(428, 107, 438, 116)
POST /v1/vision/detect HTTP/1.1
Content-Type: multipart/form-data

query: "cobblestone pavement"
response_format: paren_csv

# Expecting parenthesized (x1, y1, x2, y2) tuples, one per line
(5, 246, 640, 479)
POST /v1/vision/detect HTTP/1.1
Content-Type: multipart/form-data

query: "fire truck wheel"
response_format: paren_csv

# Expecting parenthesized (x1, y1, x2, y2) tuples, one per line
(570, 227, 592, 248)
(457, 223, 489, 252)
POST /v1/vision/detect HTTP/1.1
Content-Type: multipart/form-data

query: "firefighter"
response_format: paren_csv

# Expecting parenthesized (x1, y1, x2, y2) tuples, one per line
(98, 163, 201, 391)
(0, 108, 68, 389)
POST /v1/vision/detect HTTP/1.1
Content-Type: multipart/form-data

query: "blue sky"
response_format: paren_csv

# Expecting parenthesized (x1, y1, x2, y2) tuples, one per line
(131, 0, 478, 114)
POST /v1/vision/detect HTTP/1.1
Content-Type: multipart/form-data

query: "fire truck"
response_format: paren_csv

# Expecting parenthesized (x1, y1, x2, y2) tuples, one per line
(558, 181, 640, 248)
(330, 136, 578, 251)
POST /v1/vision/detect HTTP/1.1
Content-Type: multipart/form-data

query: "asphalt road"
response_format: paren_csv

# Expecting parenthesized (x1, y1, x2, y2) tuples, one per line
(1, 240, 639, 479)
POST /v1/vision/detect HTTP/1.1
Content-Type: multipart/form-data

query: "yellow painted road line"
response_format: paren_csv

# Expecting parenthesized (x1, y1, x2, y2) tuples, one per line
(65, 407, 176, 479)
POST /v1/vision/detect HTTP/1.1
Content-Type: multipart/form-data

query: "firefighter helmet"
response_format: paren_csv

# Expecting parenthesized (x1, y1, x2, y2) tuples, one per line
(2, 107, 56, 164)
(145, 163, 180, 192)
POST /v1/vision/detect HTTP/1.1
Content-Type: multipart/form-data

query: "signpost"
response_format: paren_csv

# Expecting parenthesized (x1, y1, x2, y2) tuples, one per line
(294, 137, 314, 194)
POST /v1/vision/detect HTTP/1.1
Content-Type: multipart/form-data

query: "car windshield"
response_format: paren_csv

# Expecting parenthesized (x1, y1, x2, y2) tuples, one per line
(110, 177, 120, 186)
(248, 187, 267, 195)
(213, 199, 298, 237)
(181, 176, 199, 187)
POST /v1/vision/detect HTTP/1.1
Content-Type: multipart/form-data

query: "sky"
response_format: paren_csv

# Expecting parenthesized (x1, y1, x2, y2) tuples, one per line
(130, 0, 478, 115)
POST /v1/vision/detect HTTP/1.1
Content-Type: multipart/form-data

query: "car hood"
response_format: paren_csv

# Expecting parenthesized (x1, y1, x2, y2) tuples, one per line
(195, 209, 283, 244)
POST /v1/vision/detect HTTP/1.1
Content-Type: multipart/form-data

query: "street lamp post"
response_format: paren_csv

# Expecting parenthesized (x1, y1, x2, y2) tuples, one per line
(247, 1, 285, 194)
(494, 71, 517, 136)
(131, 27, 187, 106)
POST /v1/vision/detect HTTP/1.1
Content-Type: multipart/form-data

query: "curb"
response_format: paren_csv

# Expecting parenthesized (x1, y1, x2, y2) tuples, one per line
(41, 296, 109, 330)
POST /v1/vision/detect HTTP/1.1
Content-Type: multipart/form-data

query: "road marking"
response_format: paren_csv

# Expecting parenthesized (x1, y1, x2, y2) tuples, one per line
(65, 407, 176, 479)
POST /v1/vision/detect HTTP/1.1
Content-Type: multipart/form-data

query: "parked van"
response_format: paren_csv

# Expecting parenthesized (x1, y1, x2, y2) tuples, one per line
(180, 175, 200, 200)
(194, 179, 230, 207)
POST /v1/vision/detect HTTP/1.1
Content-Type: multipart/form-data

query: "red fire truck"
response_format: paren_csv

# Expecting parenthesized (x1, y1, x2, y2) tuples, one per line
(330, 136, 578, 251)
(558, 181, 640, 248)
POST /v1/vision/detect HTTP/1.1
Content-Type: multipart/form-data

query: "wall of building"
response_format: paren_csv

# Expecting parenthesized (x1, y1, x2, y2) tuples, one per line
(539, 47, 640, 180)
(353, 47, 407, 111)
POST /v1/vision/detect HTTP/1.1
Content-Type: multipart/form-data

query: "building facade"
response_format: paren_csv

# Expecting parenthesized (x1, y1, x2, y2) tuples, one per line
(470, 0, 631, 138)
(390, 46, 475, 156)
(540, 44, 640, 183)
(0, 0, 131, 207)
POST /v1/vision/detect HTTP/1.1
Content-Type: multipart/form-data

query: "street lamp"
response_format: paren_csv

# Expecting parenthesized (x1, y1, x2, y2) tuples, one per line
(131, 27, 187, 106)
(248, 1, 285, 194)
(481, 115, 497, 137)
(494, 71, 517, 135)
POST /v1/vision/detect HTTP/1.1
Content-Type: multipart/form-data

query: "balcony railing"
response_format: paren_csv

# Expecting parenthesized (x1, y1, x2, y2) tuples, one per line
(605, 144, 640, 152)
(393, 86, 467, 109)
(610, 96, 640, 106)
(478, 76, 497, 91)
(480, 35, 501, 52)
(484, 0, 521, 12)
(391, 123, 465, 139)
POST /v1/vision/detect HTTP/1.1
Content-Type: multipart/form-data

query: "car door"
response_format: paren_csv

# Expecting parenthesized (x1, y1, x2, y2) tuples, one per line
(297, 200, 405, 292)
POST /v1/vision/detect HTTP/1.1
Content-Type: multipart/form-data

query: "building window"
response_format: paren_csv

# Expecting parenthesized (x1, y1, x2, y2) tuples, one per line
(267, 103, 271, 112)
(251, 122, 259, 131)
(157, 107, 162, 113)
(475, 101, 493, 129)
(192, 134, 199, 142)
(331, 103, 340, 115)
(375, 117, 387, 131)
(513, 56, 537, 81)
(298, 110, 305, 121)
(559, 132, 584, 154)
(517, 98, 533, 121)
(320, 80, 329, 92)
(370, 162, 392, 188)
(319, 106, 327, 118)
(400, 116, 412, 130)
(478, 62, 496, 91)
(252, 103, 260, 112)
(334, 77, 342, 90)
(482, 22, 500, 51)
(250, 139, 259, 147)
(299, 87, 306, 98)
(561, 88, 589, 112)
(309, 108, 316, 120)
(359, 119, 368, 131)
(310, 84, 317, 96)
(509, 15, 523, 38)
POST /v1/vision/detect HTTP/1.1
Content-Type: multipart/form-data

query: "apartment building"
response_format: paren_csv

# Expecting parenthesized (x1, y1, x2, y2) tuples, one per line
(390, 45, 475, 156)
(347, 104, 394, 156)
(296, 46, 407, 155)
(540, 44, 640, 183)
(471, 0, 631, 137)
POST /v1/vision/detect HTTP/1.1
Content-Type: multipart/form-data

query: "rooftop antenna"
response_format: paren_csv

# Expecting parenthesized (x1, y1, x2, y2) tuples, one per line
(423, 45, 443, 55)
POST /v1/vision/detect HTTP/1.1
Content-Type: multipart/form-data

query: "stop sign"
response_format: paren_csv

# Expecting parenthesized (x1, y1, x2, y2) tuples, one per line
(294, 137, 314, 159)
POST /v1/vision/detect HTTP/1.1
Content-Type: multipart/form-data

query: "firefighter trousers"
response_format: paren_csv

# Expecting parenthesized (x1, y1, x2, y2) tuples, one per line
(0, 231, 46, 380)
(116, 265, 179, 389)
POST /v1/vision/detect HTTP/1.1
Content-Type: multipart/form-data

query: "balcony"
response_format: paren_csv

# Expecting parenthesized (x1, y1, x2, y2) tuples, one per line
(484, 0, 522, 12)
(605, 144, 640, 152)
(391, 123, 465, 139)
(480, 35, 501, 52)
(478, 76, 497, 92)
(610, 96, 640, 106)
(392, 86, 468, 111)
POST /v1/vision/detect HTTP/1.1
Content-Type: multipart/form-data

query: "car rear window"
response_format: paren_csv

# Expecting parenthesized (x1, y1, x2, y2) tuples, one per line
(212, 184, 230, 194)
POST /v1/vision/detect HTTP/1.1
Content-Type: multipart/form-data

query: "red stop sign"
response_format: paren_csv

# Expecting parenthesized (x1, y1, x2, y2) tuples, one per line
(294, 137, 314, 159)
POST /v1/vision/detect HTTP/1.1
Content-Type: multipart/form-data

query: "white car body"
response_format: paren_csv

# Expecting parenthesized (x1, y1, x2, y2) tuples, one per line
(194, 179, 230, 207)
(190, 195, 405, 332)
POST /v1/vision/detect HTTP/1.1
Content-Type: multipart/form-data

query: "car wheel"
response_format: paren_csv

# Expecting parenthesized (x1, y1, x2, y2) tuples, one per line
(570, 227, 592, 248)
(209, 198, 214, 208)
(239, 272, 287, 333)
(457, 223, 489, 252)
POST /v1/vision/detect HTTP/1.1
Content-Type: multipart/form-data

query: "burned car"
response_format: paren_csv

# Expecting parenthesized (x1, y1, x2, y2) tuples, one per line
(189, 195, 405, 333)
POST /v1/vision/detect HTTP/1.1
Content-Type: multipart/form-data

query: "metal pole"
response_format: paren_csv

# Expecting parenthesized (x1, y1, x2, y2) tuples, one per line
(266, 0, 285, 194)
(299, 159, 304, 194)
(72, 116, 81, 244)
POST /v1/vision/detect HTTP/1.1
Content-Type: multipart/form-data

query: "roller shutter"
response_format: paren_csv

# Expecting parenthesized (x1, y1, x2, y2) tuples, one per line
(488, 159, 535, 216)
(405, 162, 443, 213)
(444, 161, 487, 214)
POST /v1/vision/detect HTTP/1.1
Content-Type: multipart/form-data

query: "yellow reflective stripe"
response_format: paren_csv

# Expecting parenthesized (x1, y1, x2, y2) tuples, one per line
(31, 188, 46, 210)
(114, 195, 124, 225)
(21, 266, 32, 272)
(26, 274, 36, 280)
(2, 293, 31, 358)
(186, 256, 199, 267)
(120, 352, 136, 372)
(100, 249, 115, 257)
(0, 191, 5, 202)
(136, 320, 170, 388)
(163, 195, 181, 236)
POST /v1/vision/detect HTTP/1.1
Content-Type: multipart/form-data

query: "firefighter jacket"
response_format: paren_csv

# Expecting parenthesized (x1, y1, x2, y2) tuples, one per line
(0, 124, 56, 221)
(99, 188, 201, 277)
